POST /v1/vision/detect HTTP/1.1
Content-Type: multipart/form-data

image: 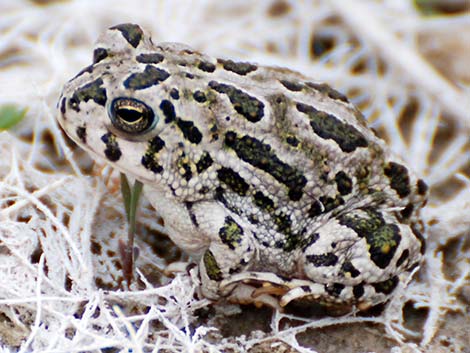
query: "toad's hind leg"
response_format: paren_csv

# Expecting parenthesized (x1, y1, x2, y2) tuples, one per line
(299, 208, 423, 307)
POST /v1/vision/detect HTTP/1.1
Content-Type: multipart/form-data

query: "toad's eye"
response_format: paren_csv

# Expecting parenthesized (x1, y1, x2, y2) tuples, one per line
(109, 97, 156, 134)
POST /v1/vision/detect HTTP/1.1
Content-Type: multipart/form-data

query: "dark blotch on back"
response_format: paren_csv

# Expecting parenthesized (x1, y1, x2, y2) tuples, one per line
(110, 23, 143, 48)
(160, 100, 176, 123)
(224, 131, 307, 201)
(306, 82, 349, 103)
(306, 253, 338, 267)
(218, 59, 257, 75)
(176, 118, 202, 144)
(253, 191, 274, 211)
(196, 152, 213, 173)
(209, 81, 264, 123)
(335, 171, 353, 195)
(296, 102, 368, 152)
(136, 53, 164, 64)
(197, 60, 216, 73)
(160, 99, 202, 144)
(124, 65, 170, 90)
(69, 78, 107, 112)
(338, 209, 401, 269)
(384, 162, 411, 198)
(170, 88, 180, 99)
(280, 80, 303, 92)
(217, 167, 249, 196)
(193, 90, 207, 103)
(93, 48, 108, 64)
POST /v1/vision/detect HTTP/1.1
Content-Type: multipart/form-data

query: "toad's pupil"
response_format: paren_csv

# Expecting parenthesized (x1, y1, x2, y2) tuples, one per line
(118, 108, 143, 123)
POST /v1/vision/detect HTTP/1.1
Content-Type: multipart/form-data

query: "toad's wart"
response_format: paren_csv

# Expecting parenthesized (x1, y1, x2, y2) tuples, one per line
(57, 23, 427, 312)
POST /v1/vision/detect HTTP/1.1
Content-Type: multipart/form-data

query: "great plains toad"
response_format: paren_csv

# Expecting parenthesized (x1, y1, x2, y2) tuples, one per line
(57, 23, 427, 312)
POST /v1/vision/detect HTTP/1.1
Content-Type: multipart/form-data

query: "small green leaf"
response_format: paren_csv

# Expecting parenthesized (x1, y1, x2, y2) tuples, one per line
(120, 173, 143, 229)
(128, 178, 143, 235)
(120, 173, 132, 220)
(120, 173, 143, 286)
(0, 104, 28, 130)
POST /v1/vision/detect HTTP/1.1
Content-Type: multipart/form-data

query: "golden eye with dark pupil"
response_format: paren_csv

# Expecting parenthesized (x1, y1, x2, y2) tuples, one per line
(109, 97, 156, 134)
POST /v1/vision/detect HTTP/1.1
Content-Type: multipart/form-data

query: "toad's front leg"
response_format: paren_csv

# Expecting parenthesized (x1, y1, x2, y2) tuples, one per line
(189, 201, 260, 301)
